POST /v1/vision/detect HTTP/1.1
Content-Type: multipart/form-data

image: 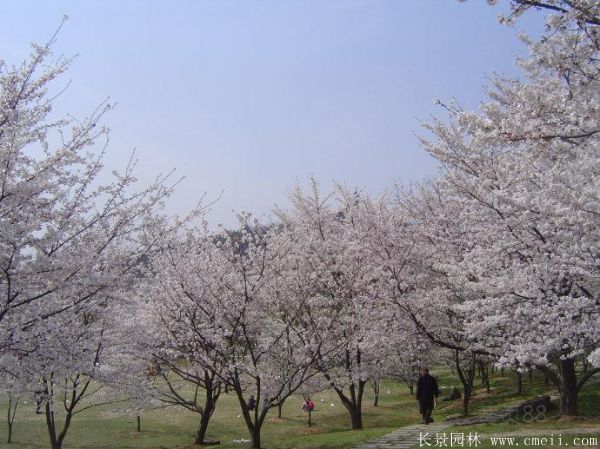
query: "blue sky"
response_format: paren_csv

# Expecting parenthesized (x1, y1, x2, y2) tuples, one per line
(0, 1, 547, 226)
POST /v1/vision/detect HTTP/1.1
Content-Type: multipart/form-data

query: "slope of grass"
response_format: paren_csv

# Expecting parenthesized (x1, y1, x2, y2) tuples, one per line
(0, 380, 422, 449)
(1, 368, 598, 449)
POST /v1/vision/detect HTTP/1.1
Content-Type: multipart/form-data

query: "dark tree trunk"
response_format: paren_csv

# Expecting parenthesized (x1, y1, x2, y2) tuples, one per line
(327, 375, 365, 430)
(7, 394, 18, 444)
(338, 380, 365, 430)
(195, 411, 212, 445)
(231, 374, 270, 449)
(454, 351, 476, 417)
(194, 373, 218, 445)
(46, 404, 72, 449)
(250, 408, 269, 449)
(559, 358, 578, 416)
(479, 361, 490, 393)
(42, 373, 90, 449)
(277, 398, 285, 419)
(372, 379, 380, 407)
(251, 427, 261, 449)
(45, 402, 60, 449)
(136, 415, 141, 432)
(408, 382, 414, 396)
(462, 389, 470, 416)
(528, 368, 533, 382)
(349, 406, 363, 430)
(516, 371, 523, 395)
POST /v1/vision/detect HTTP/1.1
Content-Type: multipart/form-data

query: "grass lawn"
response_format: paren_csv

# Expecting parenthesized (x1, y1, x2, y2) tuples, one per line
(1, 368, 598, 449)
(0, 380, 421, 449)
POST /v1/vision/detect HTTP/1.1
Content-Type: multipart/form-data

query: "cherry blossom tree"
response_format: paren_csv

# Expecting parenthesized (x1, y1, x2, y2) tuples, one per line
(273, 181, 388, 430)
(0, 28, 179, 448)
(491, 0, 600, 26)
(125, 227, 226, 446)
(1, 371, 28, 443)
(421, 1, 600, 415)
(376, 184, 490, 416)
(144, 215, 318, 449)
(346, 189, 445, 400)
(5, 294, 125, 449)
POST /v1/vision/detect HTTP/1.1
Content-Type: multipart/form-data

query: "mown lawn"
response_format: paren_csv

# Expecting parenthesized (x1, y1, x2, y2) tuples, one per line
(0, 379, 421, 449)
(1, 368, 598, 449)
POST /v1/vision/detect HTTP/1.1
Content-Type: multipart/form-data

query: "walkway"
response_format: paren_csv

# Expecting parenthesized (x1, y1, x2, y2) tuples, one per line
(354, 394, 562, 449)
(354, 423, 450, 449)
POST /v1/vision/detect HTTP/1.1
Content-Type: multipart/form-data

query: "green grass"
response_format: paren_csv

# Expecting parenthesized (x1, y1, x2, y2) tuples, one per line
(0, 380, 421, 449)
(1, 369, 599, 449)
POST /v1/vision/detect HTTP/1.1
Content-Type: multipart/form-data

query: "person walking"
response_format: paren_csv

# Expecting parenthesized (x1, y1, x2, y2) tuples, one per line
(416, 367, 439, 424)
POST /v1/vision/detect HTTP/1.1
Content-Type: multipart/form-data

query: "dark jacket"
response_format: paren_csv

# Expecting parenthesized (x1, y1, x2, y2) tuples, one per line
(416, 374, 439, 401)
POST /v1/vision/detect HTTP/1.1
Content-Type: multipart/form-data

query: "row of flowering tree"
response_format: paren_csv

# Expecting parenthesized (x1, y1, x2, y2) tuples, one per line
(0, 27, 425, 449)
(0, 23, 179, 449)
(414, 0, 600, 416)
(3, 2, 600, 449)
(129, 184, 429, 448)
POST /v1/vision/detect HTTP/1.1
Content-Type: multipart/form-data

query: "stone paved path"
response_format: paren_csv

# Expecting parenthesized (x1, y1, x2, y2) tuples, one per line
(354, 394, 563, 449)
(354, 422, 450, 449)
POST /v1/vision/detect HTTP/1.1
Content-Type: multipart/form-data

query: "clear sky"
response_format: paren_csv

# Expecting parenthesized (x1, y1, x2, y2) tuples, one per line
(0, 1, 547, 226)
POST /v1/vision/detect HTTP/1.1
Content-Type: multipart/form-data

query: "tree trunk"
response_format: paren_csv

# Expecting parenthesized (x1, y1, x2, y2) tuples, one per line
(45, 402, 61, 449)
(408, 382, 414, 396)
(455, 351, 476, 417)
(7, 394, 18, 444)
(42, 376, 82, 449)
(277, 399, 285, 419)
(479, 362, 490, 393)
(136, 415, 141, 432)
(348, 381, 365, 429)
(559, 358, 578, 416)
(194, 381, 217, 445)
(516, 371, 523, 395)
(331, 379, 365, 430)
(231, 374, 269, 449)
(195, 411, 212, 445)
(372, 379, 380, 407)
(350, 406, 363, 430)
(462, 387, 470, 416)
(251, 426, 261, 449)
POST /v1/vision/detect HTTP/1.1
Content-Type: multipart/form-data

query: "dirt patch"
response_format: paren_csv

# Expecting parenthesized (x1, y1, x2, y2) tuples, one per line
(294, 426, 323, 435)
(557, 415, 593, 422)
